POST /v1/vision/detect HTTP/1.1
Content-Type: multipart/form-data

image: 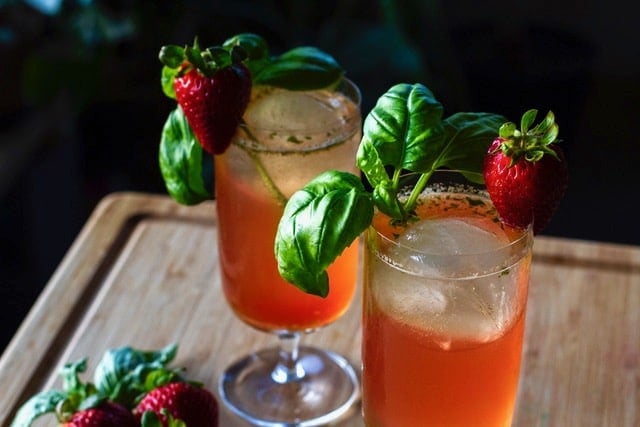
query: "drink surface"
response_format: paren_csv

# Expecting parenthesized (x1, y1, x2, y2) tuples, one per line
(215, 84, 361, 332)
(362, 190, 532, 426)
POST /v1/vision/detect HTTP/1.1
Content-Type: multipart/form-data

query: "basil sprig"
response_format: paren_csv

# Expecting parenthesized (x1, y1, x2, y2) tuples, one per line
(158, 33, 345, 205)
(275, 83, 505, 296)
(159, 108, 210, 205)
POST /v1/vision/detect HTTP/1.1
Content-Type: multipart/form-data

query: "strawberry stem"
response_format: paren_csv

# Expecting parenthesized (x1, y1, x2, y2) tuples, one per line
(497, 109, 560, 165)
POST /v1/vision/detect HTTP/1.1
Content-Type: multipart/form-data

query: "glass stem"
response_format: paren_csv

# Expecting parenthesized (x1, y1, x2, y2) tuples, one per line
(272, 332, 305, 384)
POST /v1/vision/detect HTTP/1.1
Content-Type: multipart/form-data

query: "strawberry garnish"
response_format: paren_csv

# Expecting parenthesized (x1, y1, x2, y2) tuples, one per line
(134, 382, 218, 427)
(159, 38, 251, 155)
(483, 109, 568, 234)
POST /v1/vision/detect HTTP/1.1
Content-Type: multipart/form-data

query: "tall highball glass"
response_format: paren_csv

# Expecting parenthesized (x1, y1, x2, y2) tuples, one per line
(215, 79, 361, 426)
(362, 171, 534, 426)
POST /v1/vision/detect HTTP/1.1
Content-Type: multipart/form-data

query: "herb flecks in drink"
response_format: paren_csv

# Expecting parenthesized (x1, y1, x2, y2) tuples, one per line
(158, 33, 346, 205)
(277, 83, 514, 297)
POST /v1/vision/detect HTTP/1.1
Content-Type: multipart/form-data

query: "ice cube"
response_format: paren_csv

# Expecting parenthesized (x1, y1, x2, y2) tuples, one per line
(390, 218, 510, 277)
(398, 218, 505, 255)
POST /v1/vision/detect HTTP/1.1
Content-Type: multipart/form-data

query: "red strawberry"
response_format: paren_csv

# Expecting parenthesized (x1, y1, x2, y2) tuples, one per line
(63, 402, 138, 427)
(161, 39, 252, 155)
(483, 109, 568, 234)
(134, 382, 218, 427)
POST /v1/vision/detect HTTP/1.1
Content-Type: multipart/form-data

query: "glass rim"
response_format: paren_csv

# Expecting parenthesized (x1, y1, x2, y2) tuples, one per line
(371, 221, 533, 257)
(370, 170, 534, 259)
(232, 77, 361, 154)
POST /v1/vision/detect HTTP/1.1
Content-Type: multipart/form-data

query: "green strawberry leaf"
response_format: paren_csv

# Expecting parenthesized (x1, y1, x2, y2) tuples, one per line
(159, 108, 211, 205)
(141, 410, 187, 427)
(141, 411, 164, 427)
(275, 170, 373, 297)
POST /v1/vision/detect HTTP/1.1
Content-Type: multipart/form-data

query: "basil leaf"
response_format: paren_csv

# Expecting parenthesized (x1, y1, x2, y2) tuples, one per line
(94, 344, 177, 396)
(159, 108, 211, 205)
(10, 390, 67, 427)
(356, 83, 445, 217)
(254, 46, 344, 90)
(373, 183, 404, 219)
(93, 344, 178, 406)
(358, 83, 444, 175)
(223, 33, 269, 59)
(275, 170, 373, 297)
(160, 66, 178, 99)
(436, 112, 506, 183)
(222, 33, 270, 77)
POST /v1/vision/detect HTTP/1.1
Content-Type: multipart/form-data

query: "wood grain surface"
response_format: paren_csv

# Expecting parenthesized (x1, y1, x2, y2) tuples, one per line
(0, 192, 637, 426)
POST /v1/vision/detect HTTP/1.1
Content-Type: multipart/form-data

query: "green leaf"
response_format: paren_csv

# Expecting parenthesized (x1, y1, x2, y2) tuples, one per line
(159, 108, 211, 205)
(94, 344, 178, 405)
(141, 411, 165, 427)
(160, 66, 179, 99)
(222, 32, 270, 62)
(358, 83, 444, 174)
(141, 409, 187, 427)
(61, 358, 88, 393)
(436, 112, 506, 182)
(356, 83, 445, 217)
(372, 180, 404, 219)
(275, 170, 373, 297)
(10, 390, 67, 427)
(253, 46, 344, 90)
(520, 109, 538, 134)
(158, 45, 185, 69)
(60, 359, 99, 412)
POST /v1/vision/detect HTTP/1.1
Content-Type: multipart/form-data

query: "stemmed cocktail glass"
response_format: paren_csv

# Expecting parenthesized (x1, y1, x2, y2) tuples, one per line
(215, 78, 362, 426)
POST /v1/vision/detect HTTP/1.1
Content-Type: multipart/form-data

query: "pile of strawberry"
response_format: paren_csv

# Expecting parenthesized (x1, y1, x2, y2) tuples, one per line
(11, 344, 218, 427)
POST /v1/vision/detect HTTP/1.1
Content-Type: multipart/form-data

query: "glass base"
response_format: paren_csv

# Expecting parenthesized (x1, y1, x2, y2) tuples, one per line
(219, 345, 360, 426)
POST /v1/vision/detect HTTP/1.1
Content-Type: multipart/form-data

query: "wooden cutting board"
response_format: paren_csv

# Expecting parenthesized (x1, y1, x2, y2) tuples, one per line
(0, 192, 638, 426)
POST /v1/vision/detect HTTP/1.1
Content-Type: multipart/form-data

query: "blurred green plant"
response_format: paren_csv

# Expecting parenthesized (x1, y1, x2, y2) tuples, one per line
(1, 0, 135, 109)
(1, 0, 466, 113)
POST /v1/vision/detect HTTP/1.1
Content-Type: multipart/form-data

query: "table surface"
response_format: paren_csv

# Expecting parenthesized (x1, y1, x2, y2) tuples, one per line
(1, 192, 638, 427)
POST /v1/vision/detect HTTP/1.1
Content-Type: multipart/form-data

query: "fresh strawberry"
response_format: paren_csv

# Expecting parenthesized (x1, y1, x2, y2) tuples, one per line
(134, 382, 218, 427)
(160, 38, 251, 155)
(483, 109, 568, 234)
(63, 402, 138, 427)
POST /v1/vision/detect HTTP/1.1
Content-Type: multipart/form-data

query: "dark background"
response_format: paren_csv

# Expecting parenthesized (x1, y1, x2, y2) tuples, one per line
(1, 0, 638, 353)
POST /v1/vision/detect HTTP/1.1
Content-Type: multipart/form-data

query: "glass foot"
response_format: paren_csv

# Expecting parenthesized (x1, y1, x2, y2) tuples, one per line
(219, 345, 360, 426)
